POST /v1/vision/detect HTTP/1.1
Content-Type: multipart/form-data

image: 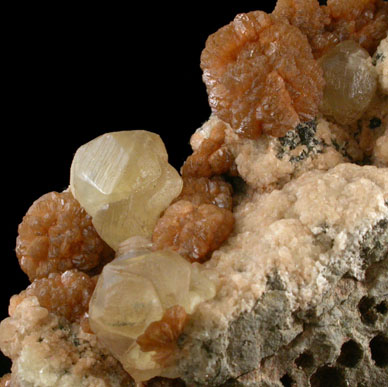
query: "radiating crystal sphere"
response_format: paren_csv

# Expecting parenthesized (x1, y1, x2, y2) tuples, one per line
(320, 40, 377, 125)
(70, 131, 183, 250)
(89, 249, 217, 382)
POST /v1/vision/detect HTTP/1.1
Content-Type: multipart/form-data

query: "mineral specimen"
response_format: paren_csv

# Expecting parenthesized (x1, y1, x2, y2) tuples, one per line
(70, 131, 183, 250)
(200, 10, 324, 139)
(320, 40, 378, 125)
(88, 249, 217, 382)
(15, 191, 114, 281)
(2, 0, 388, 385)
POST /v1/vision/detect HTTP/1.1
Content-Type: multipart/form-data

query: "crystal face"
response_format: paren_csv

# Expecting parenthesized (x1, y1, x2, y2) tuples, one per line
(89, 249, 217, 382)
(319, 40, 378, 125)
(70, 131, 183, 250)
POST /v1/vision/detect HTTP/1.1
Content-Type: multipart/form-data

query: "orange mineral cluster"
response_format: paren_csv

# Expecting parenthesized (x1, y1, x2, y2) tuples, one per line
(137, 305, 188, 366)
(16, 191, 114, 281)
(9, 270, 96, 324)
(273, 0, 388, 57)
(200, 10, 324, 139)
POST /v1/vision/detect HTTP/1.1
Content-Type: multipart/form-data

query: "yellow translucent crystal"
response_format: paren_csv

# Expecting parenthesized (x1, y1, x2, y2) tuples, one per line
(320, 40, 377, 125)
(70, 131, 183, 250)
(89, 249, 217, 382)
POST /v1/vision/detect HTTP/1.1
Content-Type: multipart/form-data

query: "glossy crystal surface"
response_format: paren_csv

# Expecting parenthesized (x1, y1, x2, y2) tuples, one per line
(89, 250, 216, 382)
(320, 40, 377, 125)
(70, 131, 183, 250)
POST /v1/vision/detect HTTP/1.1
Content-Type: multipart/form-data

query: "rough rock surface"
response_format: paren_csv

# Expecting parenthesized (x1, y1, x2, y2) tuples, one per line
(176, 164, 388, 386)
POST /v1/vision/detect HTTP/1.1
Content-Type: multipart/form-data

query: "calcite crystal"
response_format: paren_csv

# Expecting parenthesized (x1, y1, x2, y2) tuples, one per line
(88, 247, 216, 382)
(70, 131, 183, 250)
(320, 40, 378, 125)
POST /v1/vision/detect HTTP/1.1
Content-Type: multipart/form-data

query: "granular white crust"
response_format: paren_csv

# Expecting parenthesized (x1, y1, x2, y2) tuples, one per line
(224, 117, 364, 192)
(374, 34, 388, 95)
(194, 164, 388, 327)
(373, 128, 388, 167)
(0, 297, 133, 387)
(177, 164, 388, 385)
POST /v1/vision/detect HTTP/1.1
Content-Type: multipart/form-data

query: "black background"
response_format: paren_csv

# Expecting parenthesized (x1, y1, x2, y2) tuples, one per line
(2, 0, 296, 376)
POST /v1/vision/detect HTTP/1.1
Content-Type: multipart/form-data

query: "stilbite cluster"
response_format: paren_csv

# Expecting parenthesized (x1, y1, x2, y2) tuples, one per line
(70, 131, 183, 251)
(15, 191, 113, 281)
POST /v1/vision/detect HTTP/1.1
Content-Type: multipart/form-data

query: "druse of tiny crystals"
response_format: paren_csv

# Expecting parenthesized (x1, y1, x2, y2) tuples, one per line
(89, 242, 216, 382)
(191, 164, 388, 329)
(70, 131, 183, 250)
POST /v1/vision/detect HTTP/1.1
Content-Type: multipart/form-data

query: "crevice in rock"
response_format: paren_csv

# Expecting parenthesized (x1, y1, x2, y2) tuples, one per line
(309, 365, 347, 387)
(375, 300, 388, 315)
(280, 373, 295, 386)
(146, 378, 186, 386)
(369, 334, 388, 367)
(337, 339, 363, 368)
(220, 378, 244, 386)
(295, 352, 314, 369)
(358, 296, 378, 324)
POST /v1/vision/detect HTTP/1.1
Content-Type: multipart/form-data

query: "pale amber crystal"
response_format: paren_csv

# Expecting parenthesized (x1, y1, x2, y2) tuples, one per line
(70, 131, 183, 250)
(319, 40, 377, 125)
(89, 249, 216, 382)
